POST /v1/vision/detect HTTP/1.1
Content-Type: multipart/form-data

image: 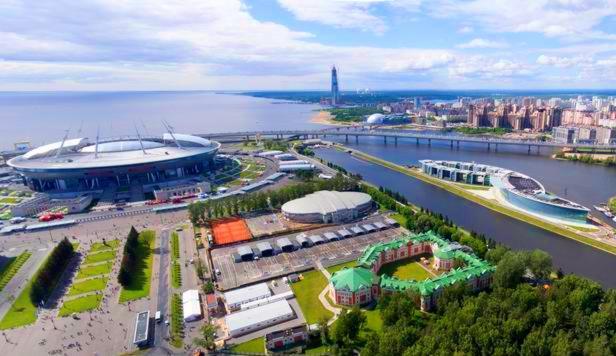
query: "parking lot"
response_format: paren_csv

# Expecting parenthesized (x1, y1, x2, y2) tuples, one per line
(211, 214, 403, 290)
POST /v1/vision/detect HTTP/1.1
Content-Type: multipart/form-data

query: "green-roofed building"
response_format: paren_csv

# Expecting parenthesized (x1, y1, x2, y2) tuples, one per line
(329, 231, 494, 311)
(329, 267, 380, 306)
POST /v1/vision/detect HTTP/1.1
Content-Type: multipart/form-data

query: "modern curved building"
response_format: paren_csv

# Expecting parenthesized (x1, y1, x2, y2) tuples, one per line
(281, 190, 373, 224)
(419, 160, 590, 224)
(8, 133, 220, 192)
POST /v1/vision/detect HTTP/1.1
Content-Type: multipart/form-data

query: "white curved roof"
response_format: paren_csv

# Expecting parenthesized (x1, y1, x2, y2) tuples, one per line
(23, 138, 89, 159)
(366, 113, 385, 124)
(163, 133, 212, 147)
(282, 191, 372, 215)
(80, 140, 164, 153)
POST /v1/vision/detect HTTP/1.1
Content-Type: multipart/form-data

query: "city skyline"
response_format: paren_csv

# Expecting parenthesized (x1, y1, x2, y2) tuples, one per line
(1, 1, 616, 91)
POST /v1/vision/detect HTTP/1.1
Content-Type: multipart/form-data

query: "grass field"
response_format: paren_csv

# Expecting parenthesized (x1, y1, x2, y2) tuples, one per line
(363, 308, 383, 332)
(0, 246, 75, 329)
(349, 148, 616, 256)
(67, 277, 108, 296)
(0, 281, 37, 329)
(231, 337, 265, 354)
(378, 259, 432, 281)
(0, 196, 20, 204)
(326, 260, 357, 275)
(58, 294, 102, 316)
(0, 251, 31, 292)
(119, 230, 155, 303)
(84, 250, 116, 264)
(76, 262, 113, 279)
(90, 240, 120, 252)
(290, 270, 332, 324)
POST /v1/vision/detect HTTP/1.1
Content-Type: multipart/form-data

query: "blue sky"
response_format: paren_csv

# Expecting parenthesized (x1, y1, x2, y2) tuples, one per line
(1, 0, 616, 90)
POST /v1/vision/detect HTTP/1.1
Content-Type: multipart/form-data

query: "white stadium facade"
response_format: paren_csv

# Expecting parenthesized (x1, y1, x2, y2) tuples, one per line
(8, 133, 220, 192)
(281, 190, 373, 224)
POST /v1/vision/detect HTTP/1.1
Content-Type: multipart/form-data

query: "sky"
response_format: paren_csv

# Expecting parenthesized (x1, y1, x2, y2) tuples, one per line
(2, 0, 616, 91)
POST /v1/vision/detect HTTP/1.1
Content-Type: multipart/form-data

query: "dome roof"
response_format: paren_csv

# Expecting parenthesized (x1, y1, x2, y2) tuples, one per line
(366, 113, 385, 124)
(80, 140, 164, 153)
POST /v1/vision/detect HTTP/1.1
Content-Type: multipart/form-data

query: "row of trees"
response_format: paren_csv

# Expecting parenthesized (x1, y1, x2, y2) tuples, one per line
(30, 237, 75, 304)
(555, 151, 616, 167)
(188, 173, 360, 225)
(118, 226, 140, 286)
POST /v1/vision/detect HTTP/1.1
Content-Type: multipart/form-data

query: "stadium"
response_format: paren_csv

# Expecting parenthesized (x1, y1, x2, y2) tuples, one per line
(281, 190, 374, 224)
(7, 132, 220, 192)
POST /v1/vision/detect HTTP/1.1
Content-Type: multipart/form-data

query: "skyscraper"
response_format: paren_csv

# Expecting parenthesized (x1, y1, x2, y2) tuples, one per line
(331, 65, 340, 106)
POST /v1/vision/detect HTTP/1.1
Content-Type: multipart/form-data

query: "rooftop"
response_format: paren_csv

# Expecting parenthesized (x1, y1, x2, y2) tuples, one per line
(281, 190, 372, 216)
(330, 267, 378, 293)
(224, 283, 271, 306)
(225, 299, 294, 333)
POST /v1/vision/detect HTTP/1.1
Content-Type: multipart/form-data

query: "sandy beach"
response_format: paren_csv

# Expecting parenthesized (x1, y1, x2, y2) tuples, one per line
(310, 110, 350, 126)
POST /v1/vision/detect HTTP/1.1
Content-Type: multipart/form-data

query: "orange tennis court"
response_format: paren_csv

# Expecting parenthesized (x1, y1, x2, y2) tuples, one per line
(211, 217, 252, 245)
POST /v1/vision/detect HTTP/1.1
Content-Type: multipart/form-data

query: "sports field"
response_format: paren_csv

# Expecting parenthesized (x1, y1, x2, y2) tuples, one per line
(211, 217, 252, 245)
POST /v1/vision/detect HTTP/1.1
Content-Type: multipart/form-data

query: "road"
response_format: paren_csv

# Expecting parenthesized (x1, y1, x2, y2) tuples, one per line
(154, 228, 170, 347)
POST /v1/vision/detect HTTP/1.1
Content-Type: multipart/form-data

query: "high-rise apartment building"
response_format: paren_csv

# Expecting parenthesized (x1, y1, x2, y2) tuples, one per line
(331, 66, 340, 106)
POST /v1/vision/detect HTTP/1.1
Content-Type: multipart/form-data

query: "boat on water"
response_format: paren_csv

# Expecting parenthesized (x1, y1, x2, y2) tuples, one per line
(594, 205, 607, 212)
(605, 211, 614, 218)
(419, 159, 590, 224)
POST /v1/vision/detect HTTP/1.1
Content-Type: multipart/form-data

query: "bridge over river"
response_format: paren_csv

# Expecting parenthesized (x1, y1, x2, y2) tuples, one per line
(199, 128, 616, 153)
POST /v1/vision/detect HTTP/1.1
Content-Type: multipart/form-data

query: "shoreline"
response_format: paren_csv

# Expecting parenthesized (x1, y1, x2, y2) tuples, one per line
(334, 144, 616, 256)
(309, 110, 353, 126)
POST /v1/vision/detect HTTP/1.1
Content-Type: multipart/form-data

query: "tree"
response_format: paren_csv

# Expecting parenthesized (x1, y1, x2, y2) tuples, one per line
(528, 249, 552, 280)
(193, 323, 217, 350)
(318, 316, 330, 346)
(331, 307, 366, 347)
(493, 251, 528, 289)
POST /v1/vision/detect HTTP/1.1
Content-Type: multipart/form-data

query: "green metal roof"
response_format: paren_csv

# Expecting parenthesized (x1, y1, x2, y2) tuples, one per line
(354, 231, 495, 296)
(330, 267, 379, 293)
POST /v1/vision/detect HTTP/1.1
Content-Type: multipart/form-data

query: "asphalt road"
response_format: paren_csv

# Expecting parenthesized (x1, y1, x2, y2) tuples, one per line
(154, 228, 170, 347)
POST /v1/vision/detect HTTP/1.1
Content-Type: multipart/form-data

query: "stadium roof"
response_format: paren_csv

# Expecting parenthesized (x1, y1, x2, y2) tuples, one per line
(330, 267, 379, 293)
(8, 133, 220, 171)
(282, 191, 372, 216)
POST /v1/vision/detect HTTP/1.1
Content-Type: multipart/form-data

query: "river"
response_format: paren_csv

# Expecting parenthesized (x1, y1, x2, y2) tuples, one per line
(315, 146, 616, 288)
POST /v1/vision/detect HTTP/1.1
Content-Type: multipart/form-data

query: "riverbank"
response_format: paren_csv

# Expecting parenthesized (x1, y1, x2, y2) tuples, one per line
(310, 110, 350, 126)
(552, 152, 616, 167)
(335, 144, 616, 256)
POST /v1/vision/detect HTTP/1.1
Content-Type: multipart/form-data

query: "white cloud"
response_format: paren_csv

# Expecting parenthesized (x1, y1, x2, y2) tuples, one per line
(457, 38, 509, 49)
(449, 57, 534, 79)
(458, 26, 474, 34)
(433, 0, 616, 40)
(277, 0, 389, 34)
(536, 55, 592, 68)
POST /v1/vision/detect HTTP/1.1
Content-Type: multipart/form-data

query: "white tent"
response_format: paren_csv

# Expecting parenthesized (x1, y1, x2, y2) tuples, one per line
(182, 289, 202, 322)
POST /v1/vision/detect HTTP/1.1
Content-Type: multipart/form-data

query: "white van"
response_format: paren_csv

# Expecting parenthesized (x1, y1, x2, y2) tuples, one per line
(155, 311, 162, 323)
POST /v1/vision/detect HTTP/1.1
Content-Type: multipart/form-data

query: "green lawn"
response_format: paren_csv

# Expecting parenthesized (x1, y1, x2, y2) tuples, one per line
(378, 259, 432, 281)
(119, 230, 155, 303)
(76, 262, 113, 279)
(290, 269, 333, 324)
(326, 260, 357, 275)
(390, 212, 408, 227)
(363, 308, 383, 332)
(171, 261, 182, 288)
(58, 294, 102, 316)
(67, 277, 108, 296)
(0, 197, 20, 204)
(0, 251, 31, 292)
(90, 240, 120, 252)
(231, 337, 265, 354)
(84, 250, 116, 264)
(305, 345, 330, 355)
(0, 282, 37, 329)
